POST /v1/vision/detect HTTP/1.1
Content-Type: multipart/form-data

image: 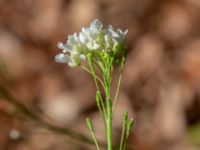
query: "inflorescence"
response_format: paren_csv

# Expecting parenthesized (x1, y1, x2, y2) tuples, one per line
(55, 19, 128, 67)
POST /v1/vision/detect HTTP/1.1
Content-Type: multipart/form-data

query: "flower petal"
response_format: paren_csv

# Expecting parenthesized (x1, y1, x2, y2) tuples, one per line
(90, 19, 103, 32)
(55, 53, 70, 63)
(79, 32, 89, 44)
(57, 42, 71, 52)
(67, 33, 79, 46)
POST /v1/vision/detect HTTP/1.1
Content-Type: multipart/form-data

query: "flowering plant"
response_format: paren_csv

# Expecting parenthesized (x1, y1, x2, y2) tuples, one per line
(55, 19, 134, 150)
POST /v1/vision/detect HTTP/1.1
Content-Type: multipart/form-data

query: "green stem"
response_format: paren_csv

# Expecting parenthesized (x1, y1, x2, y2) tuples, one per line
(87, 63, 107, 117)
(96, 91, 107, 130)
(119, 124, 125, 150)
(104, 61, 113, 150)
(112, 71, 122, 111)
(106, 96, 113, 150)
(86, 118, 101, 150)
(123, 119, 134, 150)
(81, 66, 105, 89)
(119, 112, 128, 150)
(113, 57, 125, 112)
(91, 131, 101, 150)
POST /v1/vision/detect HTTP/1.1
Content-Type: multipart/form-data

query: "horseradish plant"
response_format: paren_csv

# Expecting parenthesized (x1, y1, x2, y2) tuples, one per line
(55, 19, 134, 150)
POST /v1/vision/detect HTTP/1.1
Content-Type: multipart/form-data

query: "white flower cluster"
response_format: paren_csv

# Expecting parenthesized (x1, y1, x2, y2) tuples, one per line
(55, 19, 128, 67)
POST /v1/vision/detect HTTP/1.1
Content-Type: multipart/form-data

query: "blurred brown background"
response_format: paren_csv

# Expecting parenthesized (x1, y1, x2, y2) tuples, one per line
(0, 0, 200, 150)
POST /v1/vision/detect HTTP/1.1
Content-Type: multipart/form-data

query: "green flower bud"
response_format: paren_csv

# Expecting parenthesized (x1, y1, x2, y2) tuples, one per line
(86, 118, 94, 132)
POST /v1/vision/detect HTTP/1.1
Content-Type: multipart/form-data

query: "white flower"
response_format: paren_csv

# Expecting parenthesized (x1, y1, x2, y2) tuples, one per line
(55, 53, 70, 63)
(79, 32, 88, 44)
(55, 19, 128, 67)
(107, 25, 128, 43)
(90, 19, 103, 33)
(116, 29, 128, 43)
(104, 34, 114, 50)
(55, 53, 81, 67)
(57, 42, 71, 53)
(68, 34, 79, 47)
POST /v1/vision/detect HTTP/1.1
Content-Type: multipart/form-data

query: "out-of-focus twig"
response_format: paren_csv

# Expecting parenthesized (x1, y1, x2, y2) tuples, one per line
(0, 86, 136, 150)
(0, 86, 103, 147)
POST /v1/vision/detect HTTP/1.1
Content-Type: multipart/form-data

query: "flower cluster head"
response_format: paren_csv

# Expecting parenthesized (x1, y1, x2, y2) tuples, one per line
(55, 19, 128, 67)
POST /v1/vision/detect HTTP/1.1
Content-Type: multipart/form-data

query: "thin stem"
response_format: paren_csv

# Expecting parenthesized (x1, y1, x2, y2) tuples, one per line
(119, 112, 128, 150)
(106, 95, 113, 150)
(81, 66, 105, 89)
(112, 57, 125, 112)
(96, 92, 106, 120)
(100, 99, 107, 119)
(86, 118, 101, 150)
(94, 61, 104, 73)
(88, 63, 107, 117)
(91, 131, 101, 150)
(97, 102, 107, 130)
(104, 58, 113, 150)
(0, 86, 94, 145)
(119, 126, 125, 150)
(123, 119, 134, 150)
(112, 71, 123, 112)
(96, 91, 107, 130)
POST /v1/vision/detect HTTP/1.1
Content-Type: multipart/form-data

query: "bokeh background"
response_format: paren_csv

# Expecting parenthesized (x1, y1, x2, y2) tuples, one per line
(0, 0, 200, 150)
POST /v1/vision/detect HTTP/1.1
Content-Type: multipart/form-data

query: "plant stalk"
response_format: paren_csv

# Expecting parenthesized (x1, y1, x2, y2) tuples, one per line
(106, 98, 113, 150)
(105, 79, 113, 150)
